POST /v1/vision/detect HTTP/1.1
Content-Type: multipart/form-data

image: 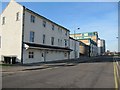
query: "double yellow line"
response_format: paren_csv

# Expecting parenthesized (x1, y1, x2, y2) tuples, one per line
(113, 60, 120, 90)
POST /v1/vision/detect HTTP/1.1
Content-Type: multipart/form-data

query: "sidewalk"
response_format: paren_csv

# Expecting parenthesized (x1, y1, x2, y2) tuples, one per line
(2, 56, 97, 73)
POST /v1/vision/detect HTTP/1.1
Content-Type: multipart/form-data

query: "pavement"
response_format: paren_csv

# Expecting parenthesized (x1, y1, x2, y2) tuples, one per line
(2, 56, 92, 73)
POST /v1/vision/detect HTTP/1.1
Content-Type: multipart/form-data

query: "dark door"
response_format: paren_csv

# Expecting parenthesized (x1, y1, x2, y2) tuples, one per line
(12, 57, 16, 64)
(4, 57, 11, 64)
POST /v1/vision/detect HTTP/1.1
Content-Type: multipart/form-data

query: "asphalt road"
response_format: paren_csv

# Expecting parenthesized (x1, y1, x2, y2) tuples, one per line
(2, 56, 120, 88)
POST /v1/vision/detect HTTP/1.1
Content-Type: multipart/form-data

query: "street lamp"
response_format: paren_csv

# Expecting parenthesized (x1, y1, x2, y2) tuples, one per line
(74, 28, 80, 59)
(116, 37, 119, 53)
(74, 28, 80, 39)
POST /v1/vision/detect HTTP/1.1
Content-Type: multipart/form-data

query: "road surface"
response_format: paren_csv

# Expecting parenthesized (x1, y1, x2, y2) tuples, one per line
(2, 56, 120, 88)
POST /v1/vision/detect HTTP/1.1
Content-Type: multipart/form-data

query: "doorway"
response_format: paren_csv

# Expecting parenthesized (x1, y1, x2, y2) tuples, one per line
(4, 57, 11, 64)
(41, 51, 46, 62)
(4, 56, 16, 64)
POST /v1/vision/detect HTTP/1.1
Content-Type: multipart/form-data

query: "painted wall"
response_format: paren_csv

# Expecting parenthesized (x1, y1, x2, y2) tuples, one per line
(23, 9, 69, 47)
(69, 38, 80, 59)
(22, 9, 70, 63)
(98, 39, 105, 55)
(23, 49, 69, 64)
(90, 43, 98, 56)
(0, 1, 23, 62)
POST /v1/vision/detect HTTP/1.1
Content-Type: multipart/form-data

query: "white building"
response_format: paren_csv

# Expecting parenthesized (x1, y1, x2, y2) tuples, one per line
(69, 37, 80, 59)
(0, 0, 80, 64)
(98, 39, 106, 55)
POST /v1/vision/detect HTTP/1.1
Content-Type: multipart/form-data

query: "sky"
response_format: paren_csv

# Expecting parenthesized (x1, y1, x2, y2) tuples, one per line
(1, 0, 119, 52)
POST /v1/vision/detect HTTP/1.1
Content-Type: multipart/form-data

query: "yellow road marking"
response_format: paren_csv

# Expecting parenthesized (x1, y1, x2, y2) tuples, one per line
(113, 62, 119, 90)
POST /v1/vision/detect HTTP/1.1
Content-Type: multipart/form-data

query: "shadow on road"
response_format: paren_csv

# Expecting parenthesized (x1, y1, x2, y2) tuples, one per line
(22, 56, 120, 71)
(2, 56, 120, 72)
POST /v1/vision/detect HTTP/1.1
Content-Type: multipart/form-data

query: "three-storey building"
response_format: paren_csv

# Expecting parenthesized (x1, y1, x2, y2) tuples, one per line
(0, 0, 75, 64)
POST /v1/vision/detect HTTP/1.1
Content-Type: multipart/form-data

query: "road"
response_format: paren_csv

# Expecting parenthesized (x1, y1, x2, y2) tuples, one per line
(2, 56, 120, 88)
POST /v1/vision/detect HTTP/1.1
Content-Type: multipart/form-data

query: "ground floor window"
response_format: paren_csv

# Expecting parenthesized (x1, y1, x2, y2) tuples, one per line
(29, 52, 34, 58)
(64, 52, 67, 57)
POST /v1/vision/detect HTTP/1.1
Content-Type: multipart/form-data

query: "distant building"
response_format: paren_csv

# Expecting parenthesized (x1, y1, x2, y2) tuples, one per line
(70, 32, 98, 43)
(79, 41, 89, 56)
(97, 39, 106, 55)
(70, 32, 98, 57)
(79, 38, 98, 57)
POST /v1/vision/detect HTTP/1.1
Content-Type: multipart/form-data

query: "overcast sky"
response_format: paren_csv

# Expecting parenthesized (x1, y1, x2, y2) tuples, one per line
(1, 0, 119, 52)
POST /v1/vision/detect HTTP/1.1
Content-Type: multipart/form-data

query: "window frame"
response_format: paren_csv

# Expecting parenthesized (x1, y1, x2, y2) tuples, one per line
(51, 37, 54, 45)
(64, 39, 67, 47)
(2, 17, 5, 25)
(28, 52, 34, 58)
(52, 24, 54, 30)
(65, 31, 67, 36)
(30, 15, 35, 23)
(16, 12, 20, 21)
(43, 20, 46, 27)
(58, 39, 60, 46)
(30, 31, 35, 42)
(43, 34, 45, 44)
(0, 36, 1, 48)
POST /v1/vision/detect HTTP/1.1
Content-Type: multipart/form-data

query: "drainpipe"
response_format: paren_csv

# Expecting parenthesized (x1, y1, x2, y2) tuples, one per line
(21, 6, 25, 64)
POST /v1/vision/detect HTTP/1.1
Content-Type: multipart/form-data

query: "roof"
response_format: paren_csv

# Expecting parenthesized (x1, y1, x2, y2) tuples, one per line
(24, 42, 72, 51)
(1, 0, 70, 32)
(69, 37, 80, 42)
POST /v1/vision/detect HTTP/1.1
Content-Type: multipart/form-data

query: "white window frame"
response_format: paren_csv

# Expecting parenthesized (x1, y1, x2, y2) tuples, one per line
(43, 34, 45, 44)
(30, 31, 35, 42)
(30, 15, 35, 23)
(16, 12, 20, 21)
(43, 20, 46, 27)
(28, 52, 34, 58)
(52, 25, 54, 30)
(2, 17, 5, 25)
(51, 37, 54, 45)
(0, 36, 2, 48)
(64, 39, 67, 47)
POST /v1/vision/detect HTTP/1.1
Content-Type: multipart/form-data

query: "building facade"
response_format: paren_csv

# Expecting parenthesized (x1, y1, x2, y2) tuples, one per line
(79, 41, 89, 56)
(70, 32, 98, 57)
(70, 32, 98, 43)
(0, 0, 79, 64)
(69, 37, 80, 59)
(79, 39, 98, 57)
(97, 39, 106, 55)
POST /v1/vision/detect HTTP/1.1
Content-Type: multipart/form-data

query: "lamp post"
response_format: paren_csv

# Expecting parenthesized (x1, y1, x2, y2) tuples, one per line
(74, 28, 80, 39)
(116, 37, 119, 53)
(74, 28, 80, 59)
